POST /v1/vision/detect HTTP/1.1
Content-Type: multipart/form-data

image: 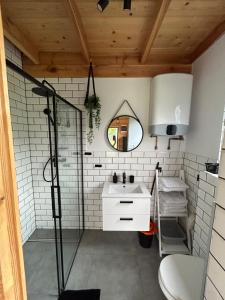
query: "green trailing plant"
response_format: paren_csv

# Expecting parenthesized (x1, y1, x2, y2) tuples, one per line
(84, 94, 101, 144)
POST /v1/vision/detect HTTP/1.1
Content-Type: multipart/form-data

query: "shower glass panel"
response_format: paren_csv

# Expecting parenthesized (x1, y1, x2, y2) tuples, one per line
(46, 94, 84, 294)
(47, 95, 65, 294)
(56, 97, 84, 284)
(7, 58, 84, 299)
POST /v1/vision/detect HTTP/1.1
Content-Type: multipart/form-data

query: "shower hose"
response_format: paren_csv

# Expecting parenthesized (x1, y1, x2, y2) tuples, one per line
(43, 156, 57, 182)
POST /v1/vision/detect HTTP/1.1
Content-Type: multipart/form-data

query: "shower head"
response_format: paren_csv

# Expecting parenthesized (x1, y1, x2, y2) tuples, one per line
(32, 80, 56, 97)
(43, 108, 55, 125)
(32, 86, 54, 97)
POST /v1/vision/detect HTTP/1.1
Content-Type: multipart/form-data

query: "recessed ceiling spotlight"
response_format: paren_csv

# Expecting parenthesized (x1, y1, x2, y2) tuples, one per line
(123, 0, 132, 10)
(97, 0, 109, 12)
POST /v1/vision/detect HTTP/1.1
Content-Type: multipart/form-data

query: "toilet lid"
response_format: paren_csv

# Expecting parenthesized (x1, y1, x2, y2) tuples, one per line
(159, 254, 205, 300)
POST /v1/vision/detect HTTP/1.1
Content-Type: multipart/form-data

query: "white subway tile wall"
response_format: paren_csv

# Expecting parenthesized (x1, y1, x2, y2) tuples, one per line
(83, 150, 184, 228)
(5, 39, 36, 243)
(183, 152, 217, 213)
(193, 172, 217, 258)
(24, 78, 86, 229)
(183, 153, 218, 259)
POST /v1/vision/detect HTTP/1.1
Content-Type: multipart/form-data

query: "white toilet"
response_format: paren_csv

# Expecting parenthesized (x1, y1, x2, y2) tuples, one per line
(159, 254, 205, 300)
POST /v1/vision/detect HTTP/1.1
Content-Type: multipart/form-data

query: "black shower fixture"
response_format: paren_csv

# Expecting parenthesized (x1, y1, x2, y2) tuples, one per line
(123, 0, 132, 10)
(32, 79, 56, 97)
(43, 108, 55, 125)
(32, 86, 54, 97)
(97, 0, 109, 12)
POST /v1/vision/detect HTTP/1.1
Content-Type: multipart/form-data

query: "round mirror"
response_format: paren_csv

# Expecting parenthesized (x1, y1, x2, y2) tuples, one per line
(107, 115, 144, 152)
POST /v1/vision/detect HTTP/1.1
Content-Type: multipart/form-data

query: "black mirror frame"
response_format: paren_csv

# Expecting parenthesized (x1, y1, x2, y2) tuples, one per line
(106, 114, 144, 152)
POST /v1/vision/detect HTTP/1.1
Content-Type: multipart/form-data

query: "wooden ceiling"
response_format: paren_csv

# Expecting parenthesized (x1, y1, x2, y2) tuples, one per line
(1, 0, 225, 77)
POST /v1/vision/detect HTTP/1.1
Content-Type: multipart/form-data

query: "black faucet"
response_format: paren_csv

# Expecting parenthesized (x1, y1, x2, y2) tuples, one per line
(122, 172, 126, 184)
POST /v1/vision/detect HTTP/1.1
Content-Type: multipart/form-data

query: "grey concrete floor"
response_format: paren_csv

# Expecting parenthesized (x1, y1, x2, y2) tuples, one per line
(24, 230, 166, 300)
(66, 230, 166, 300)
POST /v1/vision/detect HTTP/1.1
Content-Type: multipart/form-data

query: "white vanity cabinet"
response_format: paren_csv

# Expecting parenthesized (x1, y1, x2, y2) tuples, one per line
(102, 183, 151, 231)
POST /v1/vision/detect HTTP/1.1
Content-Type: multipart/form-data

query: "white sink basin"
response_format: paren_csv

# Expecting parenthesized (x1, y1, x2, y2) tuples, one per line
(109, 184, 142, 194)
(102, 182, 150, 198)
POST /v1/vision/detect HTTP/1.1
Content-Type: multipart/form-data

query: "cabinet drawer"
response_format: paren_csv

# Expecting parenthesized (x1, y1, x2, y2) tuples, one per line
(103, 197, 150, 215)
(103, 214, 150, 231)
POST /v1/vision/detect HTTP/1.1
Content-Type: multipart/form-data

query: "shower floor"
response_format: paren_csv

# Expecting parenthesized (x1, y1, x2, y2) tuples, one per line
(29, 228, 80, 242)
(23, 228, 80, 300)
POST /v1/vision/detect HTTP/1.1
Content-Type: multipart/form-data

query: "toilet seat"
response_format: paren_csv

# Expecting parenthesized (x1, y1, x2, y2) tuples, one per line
(159, 254, 205, 300)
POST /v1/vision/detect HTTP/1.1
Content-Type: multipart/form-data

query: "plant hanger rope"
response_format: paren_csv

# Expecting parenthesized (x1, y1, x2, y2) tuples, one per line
(84, 62, 101, 144)
(85, 62, 97, 105)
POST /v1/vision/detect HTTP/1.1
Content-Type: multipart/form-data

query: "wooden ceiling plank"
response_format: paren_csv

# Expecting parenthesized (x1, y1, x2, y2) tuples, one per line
(3, 0, 225, 67)
(141, 0, 171, 64)
(3, 17, 39, 64)
(64, 0, 90, 63)
(2, 2, 68, 19)
(190, 20, 225, 62)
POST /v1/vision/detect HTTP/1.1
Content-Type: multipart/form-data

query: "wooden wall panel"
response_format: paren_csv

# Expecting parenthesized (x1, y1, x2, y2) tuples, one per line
(0, 5, 27, 300)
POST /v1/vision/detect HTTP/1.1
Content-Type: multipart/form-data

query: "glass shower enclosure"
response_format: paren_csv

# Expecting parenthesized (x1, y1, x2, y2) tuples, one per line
(47, 93, 84, 293)
(6, 60, 84, 297)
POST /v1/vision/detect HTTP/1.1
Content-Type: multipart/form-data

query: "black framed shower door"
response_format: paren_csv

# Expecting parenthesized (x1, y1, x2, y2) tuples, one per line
(6, 59, 85, 297)
(47, 93, 84, 294)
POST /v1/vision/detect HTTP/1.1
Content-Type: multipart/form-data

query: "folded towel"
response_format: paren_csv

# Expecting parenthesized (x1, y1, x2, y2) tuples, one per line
(159, 177, 189, 192)
(159, 192, 187, 205)
(159, 177, 188, 188)
(160, 205, 187, 211)
(161, 206, 187, 212)
(160, 208, 187, 214)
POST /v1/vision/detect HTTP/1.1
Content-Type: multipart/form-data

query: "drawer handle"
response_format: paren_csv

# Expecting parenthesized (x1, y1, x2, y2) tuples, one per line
(120, 201, 133, 204)
(120, 218, 133, 221)
(0, 195, 5, 201)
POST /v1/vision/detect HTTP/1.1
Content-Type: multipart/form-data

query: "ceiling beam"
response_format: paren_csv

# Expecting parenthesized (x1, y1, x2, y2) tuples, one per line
(64, 0, 90, 63)
(3, 17, 39, 64)
(23, 52, 191, 78)
(23, 63, 192, 78)
(141, 0, 171, 64)
(190, 20, 225, 62)
(23, 52, 192, 68)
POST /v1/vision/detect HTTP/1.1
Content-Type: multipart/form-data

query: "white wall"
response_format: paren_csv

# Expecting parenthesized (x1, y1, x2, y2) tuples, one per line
(204, 137, 225, 300)
(186, 34, 225, 160)
(87, 78, 151, 151)
(87, 77, 185, 152)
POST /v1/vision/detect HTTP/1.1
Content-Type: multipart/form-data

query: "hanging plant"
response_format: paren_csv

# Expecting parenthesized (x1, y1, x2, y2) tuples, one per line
(84, 63, 101, 144)
(84, 94, 101, 144)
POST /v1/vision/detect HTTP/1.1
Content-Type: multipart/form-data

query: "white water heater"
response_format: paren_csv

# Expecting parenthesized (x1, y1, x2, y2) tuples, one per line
(149, 73, 193, 136)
